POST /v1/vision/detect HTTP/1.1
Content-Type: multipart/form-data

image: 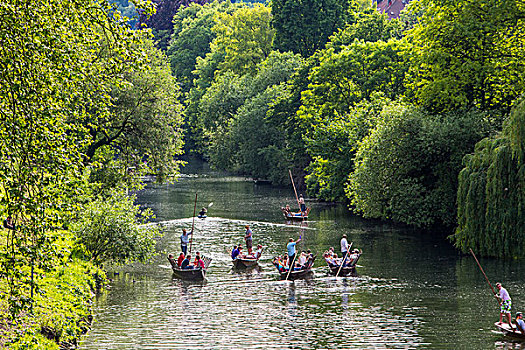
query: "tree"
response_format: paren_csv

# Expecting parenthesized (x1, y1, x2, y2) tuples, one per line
(140, 0, 211, 51)
(167, 1, 240, 93)
(297, 39, 410, 200)
(271, 0, 357, 57)
(452, 99, 525, 257)
(86, 39, 185, 190)
(208, 51, 304, 183)
(212, 4, 274, 75)
(72, 192, 158, 266)
(348, 103, 489, 227)
(405, 0, 525, 116)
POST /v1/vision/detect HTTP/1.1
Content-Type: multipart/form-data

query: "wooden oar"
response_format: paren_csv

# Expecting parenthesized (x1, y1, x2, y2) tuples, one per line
(188, 193, 198, 254)
(336, 242, 353, 277)
(285, 254, 297, 281)
(469, 248, 497, 298)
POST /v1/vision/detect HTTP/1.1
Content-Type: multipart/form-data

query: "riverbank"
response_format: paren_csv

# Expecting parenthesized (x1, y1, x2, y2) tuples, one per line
(0, 229, 105, 350)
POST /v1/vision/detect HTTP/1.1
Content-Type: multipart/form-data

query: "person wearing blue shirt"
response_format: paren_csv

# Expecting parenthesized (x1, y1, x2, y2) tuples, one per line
(516, 312, 525, 334)
(286, 236, 302, 268)
(181, 255, 193, 269)
(231, 246, 240, 260)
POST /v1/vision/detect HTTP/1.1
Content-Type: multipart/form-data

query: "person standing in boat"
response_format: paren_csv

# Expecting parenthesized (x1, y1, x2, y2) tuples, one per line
(340, 234, 349, 264)
(516, 312, 525, 334)
(286, 236, 302, 268)
(299, 195, 306, 214)
(245, 225, 253, 254)
(180, 229, 192, 255)
(496, 282, 513, 327)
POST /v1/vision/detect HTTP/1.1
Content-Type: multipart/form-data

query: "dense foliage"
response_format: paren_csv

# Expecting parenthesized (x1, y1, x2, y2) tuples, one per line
(452, 100, 525, 257)
(0, 0, 184, 346)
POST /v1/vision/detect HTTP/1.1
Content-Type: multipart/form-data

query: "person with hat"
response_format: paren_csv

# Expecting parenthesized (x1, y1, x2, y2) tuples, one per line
(496, 282, 513, 327)
(516, 312, 525, 334)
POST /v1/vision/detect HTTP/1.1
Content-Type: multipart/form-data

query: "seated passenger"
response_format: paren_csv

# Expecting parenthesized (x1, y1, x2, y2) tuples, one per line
(198, 207, 207, 216)
(194, 254, 205, 269)
(181, 255, 193, 269)
(177, 252, 185, 267)
(231, 246, 240, 260)
(254, 244, 263, 259)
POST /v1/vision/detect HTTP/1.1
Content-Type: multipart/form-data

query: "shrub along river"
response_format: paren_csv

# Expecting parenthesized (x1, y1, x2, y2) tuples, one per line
(80, 162, 525, 349)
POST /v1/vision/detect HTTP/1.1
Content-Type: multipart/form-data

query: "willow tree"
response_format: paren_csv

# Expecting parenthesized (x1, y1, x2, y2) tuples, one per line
(453, 100, 525, 257)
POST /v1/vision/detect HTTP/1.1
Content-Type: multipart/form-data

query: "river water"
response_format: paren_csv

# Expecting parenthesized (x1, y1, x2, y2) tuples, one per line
(80, 162, 525, 349)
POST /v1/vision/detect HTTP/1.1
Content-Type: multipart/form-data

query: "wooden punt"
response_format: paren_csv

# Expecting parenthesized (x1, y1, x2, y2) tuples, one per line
(326, 253, 361, 277)
(232, 249, 263, 269)
(495, 322, 525, 339)
(168, 256, 212, 281)
(282, 207, 310, 221)
(232, 257, 259, 269)
(275, 256, 316, 280)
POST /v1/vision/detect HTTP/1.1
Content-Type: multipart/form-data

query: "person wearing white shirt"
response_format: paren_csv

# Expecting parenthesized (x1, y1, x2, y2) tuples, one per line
(340, 234, 349, 263)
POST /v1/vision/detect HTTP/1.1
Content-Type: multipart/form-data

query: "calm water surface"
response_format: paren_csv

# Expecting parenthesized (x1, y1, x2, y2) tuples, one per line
(81, 162, 525, 349)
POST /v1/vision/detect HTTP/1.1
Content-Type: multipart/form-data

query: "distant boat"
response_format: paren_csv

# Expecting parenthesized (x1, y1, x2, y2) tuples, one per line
(197, 214, 207, 219)
(325, 252, 361, 277)
(168, 255, 212, 281)
(494, 322, 525, 339)
(281, 207, 310, 221)
(274, 256, 316, 280)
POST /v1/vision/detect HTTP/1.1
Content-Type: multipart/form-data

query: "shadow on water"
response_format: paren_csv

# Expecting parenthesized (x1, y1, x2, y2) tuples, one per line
(80, 161, 525, 349)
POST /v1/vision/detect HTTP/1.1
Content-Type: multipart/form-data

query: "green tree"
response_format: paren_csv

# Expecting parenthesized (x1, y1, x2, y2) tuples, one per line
(452, 99, 525, 257)
(271, 0, 357, 57)
(208, 51, 303, 183)
(167, 1, 240, 93)
(87, 39, 185, 190)
(72, 192, 158, 266)
(406, 0, 525, 115)
(0, 0, 160, 317)
(298, 39, 410, 200)
(348, 103, 489, 227)
(212, 4, 274, 75)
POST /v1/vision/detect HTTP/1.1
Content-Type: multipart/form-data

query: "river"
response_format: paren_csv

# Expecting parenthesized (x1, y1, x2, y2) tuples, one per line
(80, 161, 525, 349)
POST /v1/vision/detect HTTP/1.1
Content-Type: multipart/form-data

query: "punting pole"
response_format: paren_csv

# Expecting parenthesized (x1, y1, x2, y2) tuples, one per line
(336, 242, 353, 277)
(189, 193, 198, 254)
(469, 248, 497, 298)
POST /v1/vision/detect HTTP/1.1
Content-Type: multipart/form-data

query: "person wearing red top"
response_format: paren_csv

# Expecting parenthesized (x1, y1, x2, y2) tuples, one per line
(177, 252, 185, 267)
(194, 252, 205, 269)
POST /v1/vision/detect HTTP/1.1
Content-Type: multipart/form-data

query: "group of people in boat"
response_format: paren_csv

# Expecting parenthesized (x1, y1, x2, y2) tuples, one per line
(323, 234, 361, 268)
(169, 251, 205, 270)
(230, 225, 263, 260)
(273, 250, 314, 272)
(496, 282, 525, 334)
(281, 194, 309, 218)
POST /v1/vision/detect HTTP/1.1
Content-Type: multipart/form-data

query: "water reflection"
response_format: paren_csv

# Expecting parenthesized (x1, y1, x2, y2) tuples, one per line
(80, 162, 525, 349)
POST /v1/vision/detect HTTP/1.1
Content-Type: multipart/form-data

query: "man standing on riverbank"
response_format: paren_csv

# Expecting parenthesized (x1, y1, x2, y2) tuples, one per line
(496, 282, 513, 327)
(180, 229, 192, 255)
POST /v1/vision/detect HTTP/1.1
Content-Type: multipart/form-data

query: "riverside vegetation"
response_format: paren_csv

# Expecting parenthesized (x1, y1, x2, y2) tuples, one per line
(1, 0, 524, 347)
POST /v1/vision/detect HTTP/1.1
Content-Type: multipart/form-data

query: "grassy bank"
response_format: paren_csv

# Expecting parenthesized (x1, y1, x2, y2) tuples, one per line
(0, 229, 105, 349)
